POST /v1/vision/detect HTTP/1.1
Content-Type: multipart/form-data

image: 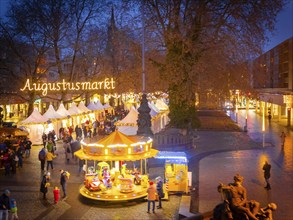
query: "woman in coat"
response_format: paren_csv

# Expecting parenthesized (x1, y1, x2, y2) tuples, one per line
(40, 172, 50, 199)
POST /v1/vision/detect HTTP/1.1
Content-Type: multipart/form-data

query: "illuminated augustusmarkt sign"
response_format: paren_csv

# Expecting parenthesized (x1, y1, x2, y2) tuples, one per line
(20, 78, 115, 96)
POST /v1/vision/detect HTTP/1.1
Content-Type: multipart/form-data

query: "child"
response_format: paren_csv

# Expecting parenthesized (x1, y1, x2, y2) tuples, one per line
(53, 186, 60, 204)
(10, 198, 19, 220)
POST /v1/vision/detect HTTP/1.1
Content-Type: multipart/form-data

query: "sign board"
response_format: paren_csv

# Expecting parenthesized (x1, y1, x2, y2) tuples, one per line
(20, 78, 115, 96)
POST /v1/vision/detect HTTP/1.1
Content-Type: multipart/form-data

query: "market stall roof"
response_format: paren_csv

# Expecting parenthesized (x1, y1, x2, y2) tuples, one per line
(116, 107, 138, 126)
(87, 102, 104, 111)
(56, 103, 70, 117)
(149, 102, 160, 113)
(78, 101, 91, 112)
(74, 148, 158, 161)
(117, 126, 138, 136)
(95, 101, 105, 110)
(68, 102, 84, 115)
(43, 105, 64, 119)
(103, 103, 112, 109)
(155, 99, 169, 111)
(19, 108, 48, 124)
(155, 151, 188, 164)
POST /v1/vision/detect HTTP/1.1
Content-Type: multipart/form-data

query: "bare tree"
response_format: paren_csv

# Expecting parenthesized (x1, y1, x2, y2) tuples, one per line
(142, 0, 284, 128)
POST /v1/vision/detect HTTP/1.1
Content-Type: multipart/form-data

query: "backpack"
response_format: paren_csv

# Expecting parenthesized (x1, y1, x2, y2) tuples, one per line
(38, 149, 46, 160)
(66, 147, 71, 153)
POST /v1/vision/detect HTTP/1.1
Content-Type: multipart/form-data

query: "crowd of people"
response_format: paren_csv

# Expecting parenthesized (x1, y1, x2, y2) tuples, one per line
(0, 136, 32, 176)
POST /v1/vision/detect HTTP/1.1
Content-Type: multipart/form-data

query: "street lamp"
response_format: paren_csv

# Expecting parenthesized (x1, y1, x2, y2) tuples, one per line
(244, 97, 249, 132)
(235, 90, 239, 123)
(262, 103, 265, 148)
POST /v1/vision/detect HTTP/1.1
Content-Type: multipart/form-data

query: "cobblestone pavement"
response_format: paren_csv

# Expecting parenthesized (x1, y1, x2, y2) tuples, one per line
(0, 109, 292, 220)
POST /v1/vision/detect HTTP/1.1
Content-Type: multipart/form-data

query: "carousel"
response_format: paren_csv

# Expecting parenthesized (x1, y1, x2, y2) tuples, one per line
(74, 130, 158, 201)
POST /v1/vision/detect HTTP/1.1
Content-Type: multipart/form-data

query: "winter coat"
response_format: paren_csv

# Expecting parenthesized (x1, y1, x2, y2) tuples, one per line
(147, 185, 156, 201)
(156, 180, 164, 198)
(40, 175, 48, 193)
(0, 193, 10, 210)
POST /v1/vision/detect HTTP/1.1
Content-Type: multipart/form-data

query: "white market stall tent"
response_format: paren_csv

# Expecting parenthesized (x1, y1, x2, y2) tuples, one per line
(78, 101, 96, 122)
(116, 107, 138, 135)
(56, 103, 72, 128)
(18, 108, 48, 145)
(43, 104, 64, 136)
(103, 103, 114, 115)
(68, 102, 84, 126)
(87, 101, 105, 121)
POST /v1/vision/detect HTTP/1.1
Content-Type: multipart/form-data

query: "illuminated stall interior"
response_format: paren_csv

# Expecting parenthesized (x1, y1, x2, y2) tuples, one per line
(74, 130, 158, 201)
(155, 151, 190, 194)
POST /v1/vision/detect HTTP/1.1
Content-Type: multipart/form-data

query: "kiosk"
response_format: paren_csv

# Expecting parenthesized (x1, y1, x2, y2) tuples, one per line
(155, 151, 190, 194)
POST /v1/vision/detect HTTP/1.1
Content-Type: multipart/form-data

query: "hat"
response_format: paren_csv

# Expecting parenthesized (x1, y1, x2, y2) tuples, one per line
(46, 172, 51, 176)
(156, 176, 162, 181)
(149, 181, 154, 185)
(4, 189, 10, 195)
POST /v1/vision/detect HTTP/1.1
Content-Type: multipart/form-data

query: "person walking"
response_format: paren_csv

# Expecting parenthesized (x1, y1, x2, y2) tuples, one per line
(63, 140, 72, 164)
(46, 151, 56, 170)
(40, 172, 50, 199)
(280, 131, 286, 146)
(263, 161, 271, 190)
(0, 189, 11, 220)
(24, 137, 32, 157)
(156, 176, 164, 209)
(147, 181, 156, 214)
(60, 170, 69, 199)
(38, 147, 47, 171)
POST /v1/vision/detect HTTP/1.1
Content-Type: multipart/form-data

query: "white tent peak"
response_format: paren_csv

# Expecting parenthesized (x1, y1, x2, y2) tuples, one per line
(78, 101, 91, 112)
(68, 102, 84, 115)
(56, 103, 70, 117)
(95, 101, 104, 110)
(20, 108, 48, 124)
(43, 105, 63, 119)
(103, 103, 111, 109)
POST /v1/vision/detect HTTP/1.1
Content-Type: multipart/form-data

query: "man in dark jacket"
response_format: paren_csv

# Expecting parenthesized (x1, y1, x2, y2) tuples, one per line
(263, 161, 271, 190)
(0, 189, 11, 220)
(156, 176, 164, 209)
(0, 189, 11, 210)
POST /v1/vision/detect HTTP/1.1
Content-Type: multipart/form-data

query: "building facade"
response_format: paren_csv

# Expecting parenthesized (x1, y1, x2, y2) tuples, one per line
(252, 37, 293, 127)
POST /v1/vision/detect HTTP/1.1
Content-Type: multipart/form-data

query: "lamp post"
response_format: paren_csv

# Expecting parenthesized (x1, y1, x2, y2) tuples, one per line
(262, 103, 265, 148)
(137, 3, 153, 137)
(244, 98, 249, 132)
(235, 90, 239, 123)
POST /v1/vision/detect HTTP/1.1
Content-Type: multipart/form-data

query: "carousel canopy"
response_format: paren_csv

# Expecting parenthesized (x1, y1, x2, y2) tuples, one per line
(75, 130, 158, 161)
(56, 103, 70, 117)
(19, 108, 48, 124)
(98, 129, 138, 147)
(43, 105, 64, 119)
(78, 101, 91, 112)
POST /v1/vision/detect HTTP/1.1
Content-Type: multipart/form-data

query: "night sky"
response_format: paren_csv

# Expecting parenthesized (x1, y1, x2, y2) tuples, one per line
(0, 0, 292, 52)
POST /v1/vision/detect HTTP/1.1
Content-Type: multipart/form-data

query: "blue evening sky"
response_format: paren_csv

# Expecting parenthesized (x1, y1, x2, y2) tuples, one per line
(0, 0, 292, 52)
